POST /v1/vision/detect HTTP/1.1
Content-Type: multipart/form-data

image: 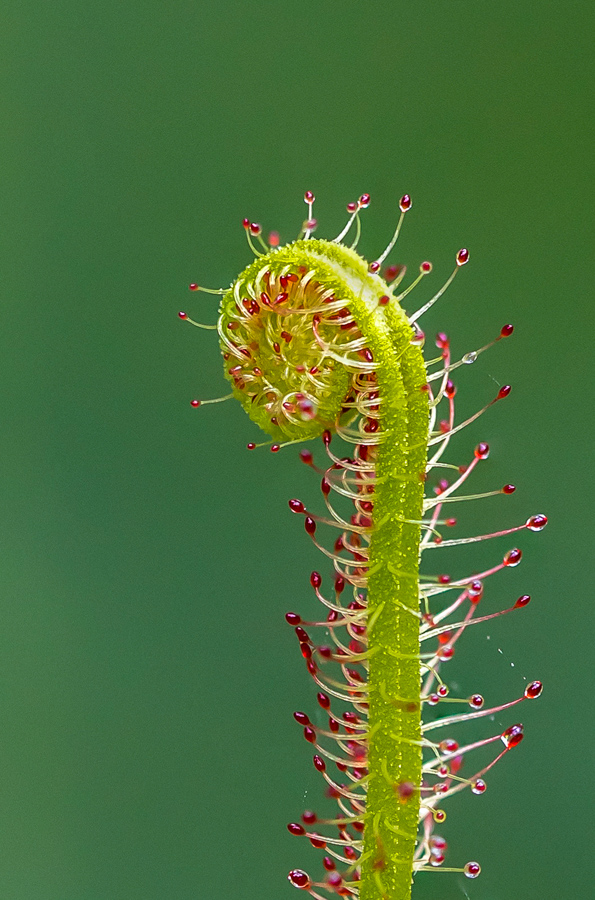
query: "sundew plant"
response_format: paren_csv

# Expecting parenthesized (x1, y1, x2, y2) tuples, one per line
(179, 192, 546, 900)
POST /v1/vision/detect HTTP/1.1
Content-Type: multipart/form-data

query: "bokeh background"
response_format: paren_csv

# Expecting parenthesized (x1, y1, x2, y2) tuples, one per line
(1, 2, 593, 898)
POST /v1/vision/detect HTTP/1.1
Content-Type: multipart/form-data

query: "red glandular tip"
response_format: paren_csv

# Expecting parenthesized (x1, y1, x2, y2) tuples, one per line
(299, 449, 314, 466)
(249, 222, 262, 235)
(288, 869, 311, 889)
(498, 384, 512, 400)
(285, 612, 301, 625)
(502, 483, 516, 494)
(287, 822, 306, 836)
(178, 311, 187, 318)
(469, 693, 484, 709)
(472, 779, 487, 794)
(305, 516, 316, 535)
(514, 594, 531, 608)
(475, 442, 490, 459)
(504, 548, 522, 567)
(289, 499, 305, 514)
(313, 754, 326, 772)
(369, 261, 381, 273)
(304, 190, 315, 203)
(524, 680, 543, 699)
(359, 193, 371, 208)
(501, 323, 514, 337)
(399, 194, 412, 212)
(501, 723, 524, 748)
(420, 260, 432, 273)
(190, 399, 200, 408)
(527, 514, 548, 531)
(464, 862, 481, 879)
(456, 248, 469, 266)
(189, 283, 199, 291)
(310, 571, 322, 589)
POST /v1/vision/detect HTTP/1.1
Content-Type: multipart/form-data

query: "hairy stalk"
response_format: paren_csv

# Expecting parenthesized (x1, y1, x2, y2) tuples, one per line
(182, 191, 545, 900)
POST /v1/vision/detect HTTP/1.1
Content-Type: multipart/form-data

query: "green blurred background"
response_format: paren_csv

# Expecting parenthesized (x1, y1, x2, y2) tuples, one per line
(1, 2, 592, 898)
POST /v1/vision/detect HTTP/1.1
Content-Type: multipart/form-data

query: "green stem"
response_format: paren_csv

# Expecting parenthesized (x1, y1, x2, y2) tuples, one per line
(354, 300, 429, 900)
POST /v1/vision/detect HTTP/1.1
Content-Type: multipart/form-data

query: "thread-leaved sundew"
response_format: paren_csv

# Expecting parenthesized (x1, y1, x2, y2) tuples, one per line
(181, 191, 546, 900)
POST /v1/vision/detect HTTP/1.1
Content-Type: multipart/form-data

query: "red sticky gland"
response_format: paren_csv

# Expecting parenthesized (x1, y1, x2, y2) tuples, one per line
(346, 201, 358, 213)
(178, 311, 188, 319)
(323, 857, 336, 871)
(469, 694, 484, 709)
(313, 754, 326, 772)
(468, 580, 483, 599)
(302, 810, 317, 824)
(464, 862, 481, 879)
(502, 483, 516, 494)
(524, 680, 543, 699)
(288, 869, 311, 889)
(439, 739, 459, 753)
(445, 380, 456, 399)
(304, 190, 315, 203)
(456, 248, 470, 266)
(246, 442, 256, 450)
(288, 822, 306, 836)
(498, 384, 512, 400)
(504, 547, 522, 567)
(359, 193, 371, 208)
(500, 323, 514, 338)
(271, 444, 280, 453)
(295, 627, 310, 644)
(285, 612, 302, 626)
(437, 685, 449, 697)
(294, 711, 310, 726)
(527, 514, 548, 531)
(268, 231, 280, 247)
(242, 218, 250, 229)
(299, 449, 314, 466)
(514, 594, 531, 608)
(190, 399, 200, 408)
(249, 222, 262, 235)
(421, 261, 433, 273)
(311, 571, 322, 589)
(189, 283, 199, 291)
(472, 778, 487, 794)
(369, 261, 381, 273)
(379, 294, 390, 305)
(317, 692, 330, 709)
(305, 517, 316, 535)
(399, 194, 412, 212)
(435, 332, 450, 350)
(501, 724, 524, 748)
(304, 726, 316, 744)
